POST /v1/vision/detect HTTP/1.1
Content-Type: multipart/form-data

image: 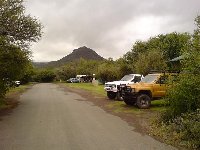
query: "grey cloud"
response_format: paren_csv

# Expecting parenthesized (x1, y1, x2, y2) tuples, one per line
(25, 0, 200, 62)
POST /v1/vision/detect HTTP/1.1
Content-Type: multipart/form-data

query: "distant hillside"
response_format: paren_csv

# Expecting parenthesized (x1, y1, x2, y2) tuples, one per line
(33, 46, 104, 68)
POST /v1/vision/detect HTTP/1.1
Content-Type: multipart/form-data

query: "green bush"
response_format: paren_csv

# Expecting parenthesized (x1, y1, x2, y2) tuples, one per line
(33, 70, 56, 82)
(163, 74, 200, 121)
(155, 16, 200, 150)
(162, 16, 200, 120)
(96, 62, 120, 83)
(160, 110, 200, 149)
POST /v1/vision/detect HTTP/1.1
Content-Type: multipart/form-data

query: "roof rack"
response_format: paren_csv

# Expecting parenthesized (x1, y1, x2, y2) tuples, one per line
(149, 70, 180, 74)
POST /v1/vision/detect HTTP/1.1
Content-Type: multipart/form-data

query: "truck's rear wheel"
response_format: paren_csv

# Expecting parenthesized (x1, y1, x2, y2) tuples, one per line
(136, 94, 151, 109)
(107, 91, 117, 99)
(123, 97, 135, 105)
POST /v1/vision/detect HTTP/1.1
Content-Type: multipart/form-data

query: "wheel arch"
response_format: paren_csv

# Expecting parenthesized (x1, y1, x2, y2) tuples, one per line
(138, 90, 152, 98)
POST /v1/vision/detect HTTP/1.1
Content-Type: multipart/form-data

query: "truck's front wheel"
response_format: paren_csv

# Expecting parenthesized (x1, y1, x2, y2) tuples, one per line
(107, 91, 117, 99)
(136, 94, 151, 109)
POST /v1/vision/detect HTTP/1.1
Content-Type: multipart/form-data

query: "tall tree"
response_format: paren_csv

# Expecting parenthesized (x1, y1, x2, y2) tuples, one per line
(124, 32, 191, 71)
(134, 49, 167, 75)
(163, 16, 200, 120)
(0, 0, 42, 48)
(0, 0, 42, 101)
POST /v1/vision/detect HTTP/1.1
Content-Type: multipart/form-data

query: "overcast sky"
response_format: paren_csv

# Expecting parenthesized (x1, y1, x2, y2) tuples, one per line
(25, 0, 200, 62)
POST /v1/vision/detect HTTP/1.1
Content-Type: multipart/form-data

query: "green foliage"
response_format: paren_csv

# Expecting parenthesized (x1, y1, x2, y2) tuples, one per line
(182, 16, 200, 75)
(0, 0, 42, 48)
(163, 16, 200, 120)
(56, 59, 101, 81)
(0, 37, 30, 80)
(123, 41, 147, 64)
(163, 74, 200, 121)
(116, 58, 133, 77)
(124, 32, 191, 71)
(0, 37, 30, 101)
(0, 80, 7, 101)
(19, 63, 35, 84)
(65, 83, 105, 96)
(172, 110, 200, 149)
(57, 64, 77, 81)
(55, 58, 133, 83)
(134, 49, 167, 75)
(157, 16, 200, 149)
(76, 58, 99, 75)
(152, 110, 200, 149)
(96, 60, 120, 83)
(33, 69, 56, 82)
(0, 0, 42, 101)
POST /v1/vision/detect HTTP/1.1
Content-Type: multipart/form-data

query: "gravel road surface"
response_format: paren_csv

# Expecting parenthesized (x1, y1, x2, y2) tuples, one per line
(0, 83, 176, 150)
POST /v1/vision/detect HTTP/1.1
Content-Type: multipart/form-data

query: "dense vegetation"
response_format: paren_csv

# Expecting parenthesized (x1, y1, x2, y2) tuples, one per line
(150, 16, 200, 149)
(0, 0, 42, 101)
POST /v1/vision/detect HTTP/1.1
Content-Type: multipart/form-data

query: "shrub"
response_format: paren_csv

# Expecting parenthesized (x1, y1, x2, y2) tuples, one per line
(154, 110, 200, 149)
(33, 70, 56, 82)
(162, 73, 200, 121)
(162, 16, 200, 120)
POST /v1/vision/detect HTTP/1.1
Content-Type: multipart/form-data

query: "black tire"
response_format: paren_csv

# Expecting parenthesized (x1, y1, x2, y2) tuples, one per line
(123, 97, 135, 105)
(107, 91, 117, 99)
(136, 94, 151, 109)
(116, 92, 123, 101)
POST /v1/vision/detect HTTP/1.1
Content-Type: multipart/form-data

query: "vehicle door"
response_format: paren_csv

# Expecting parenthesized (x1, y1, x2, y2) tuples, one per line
(153, 75, 168, 98)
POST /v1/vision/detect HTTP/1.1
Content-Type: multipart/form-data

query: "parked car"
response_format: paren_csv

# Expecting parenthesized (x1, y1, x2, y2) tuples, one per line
(122, 72, 177, 109)
(66, 78, 79, 83)
(14, 81, 21, 87)
(76, 75, 93, 82)
(104, 74, 143, 100)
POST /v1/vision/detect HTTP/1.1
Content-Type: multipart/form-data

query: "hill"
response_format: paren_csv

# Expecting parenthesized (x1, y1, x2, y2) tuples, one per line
(33, 46, 104, 68)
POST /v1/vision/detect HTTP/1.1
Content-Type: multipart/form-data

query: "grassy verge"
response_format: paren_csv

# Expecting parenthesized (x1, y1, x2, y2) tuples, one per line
(6, 83, 33, 96)
(0, 83, 33, 110)
(106, 101, 144, 114)
(64, 83, 106, 96)
(63, 82, 167, 112)
(0, 99, 7, 109)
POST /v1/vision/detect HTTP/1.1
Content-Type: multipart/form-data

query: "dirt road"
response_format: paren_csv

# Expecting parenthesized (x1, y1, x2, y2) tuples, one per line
(0, 83, 176, 150)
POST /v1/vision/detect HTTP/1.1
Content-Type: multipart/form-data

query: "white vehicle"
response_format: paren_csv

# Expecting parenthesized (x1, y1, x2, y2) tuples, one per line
(76, 75, 86, 82)
(14, 81, 21, 87)
(104, 74, 143, 100)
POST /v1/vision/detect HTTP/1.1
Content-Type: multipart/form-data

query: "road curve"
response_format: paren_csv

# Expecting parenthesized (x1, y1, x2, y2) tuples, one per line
(0, 83, 176, 150)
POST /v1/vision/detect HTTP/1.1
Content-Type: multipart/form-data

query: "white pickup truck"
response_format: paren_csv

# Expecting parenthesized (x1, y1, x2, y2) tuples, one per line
(104, 74, 143, 100)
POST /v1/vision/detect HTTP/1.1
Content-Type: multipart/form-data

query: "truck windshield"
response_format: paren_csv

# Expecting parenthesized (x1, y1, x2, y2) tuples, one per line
(141, 74, 159, 83)
(120, 75, 134, 81)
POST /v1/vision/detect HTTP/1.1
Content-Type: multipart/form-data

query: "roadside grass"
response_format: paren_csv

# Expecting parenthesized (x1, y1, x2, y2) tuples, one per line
(106, 100, 167, 114)
(0, 83, 33, 110)
(0, 99, 7, 109)
(106, 101, 143, 114)
(6, 83, 33, 96)
(63, 82, 168, 113)
(64, 82, 106, 96)
(151, 100, 168, 112)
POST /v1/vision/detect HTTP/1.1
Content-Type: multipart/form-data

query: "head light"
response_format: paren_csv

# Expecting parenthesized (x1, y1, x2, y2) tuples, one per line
(126, 86, 132, 92)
